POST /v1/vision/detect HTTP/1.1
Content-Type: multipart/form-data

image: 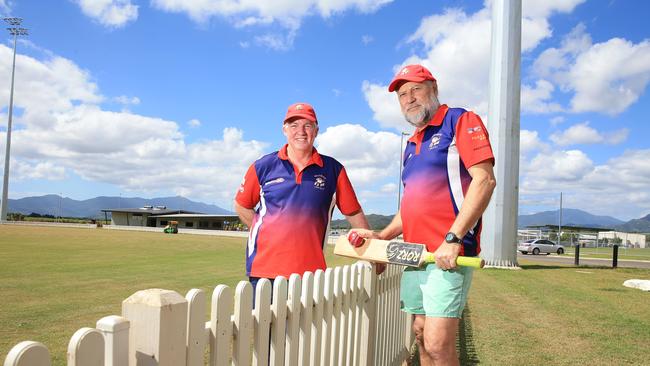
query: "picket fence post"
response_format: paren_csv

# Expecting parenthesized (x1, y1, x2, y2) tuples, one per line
(358, 261, 377, 366)
(67, 327, 104, 366)
(96, 315, 129, 366)
(122, 288, 188, 366)
(185, 289, 206, 366)
(3, 341, 50, 366)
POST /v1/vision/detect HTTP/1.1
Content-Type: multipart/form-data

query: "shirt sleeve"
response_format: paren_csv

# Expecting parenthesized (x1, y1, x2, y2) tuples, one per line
(335, 167, 362, 216)
(455, 111, 495, 168)
(234, 164, 261, 209)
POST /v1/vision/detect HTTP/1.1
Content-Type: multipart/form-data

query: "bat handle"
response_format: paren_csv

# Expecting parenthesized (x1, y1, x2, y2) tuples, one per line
(347, 231, 366, 247)
(422, 253, 485, 269)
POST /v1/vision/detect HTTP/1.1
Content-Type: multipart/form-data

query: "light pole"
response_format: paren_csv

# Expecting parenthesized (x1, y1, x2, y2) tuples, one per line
(1, 17, 28, 222)
(396, 132, 410, 211)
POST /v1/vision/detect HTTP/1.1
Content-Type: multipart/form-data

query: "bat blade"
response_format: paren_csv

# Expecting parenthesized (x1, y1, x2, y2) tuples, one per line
(334, 235, 485, 269)
(333, 235, 425, 267)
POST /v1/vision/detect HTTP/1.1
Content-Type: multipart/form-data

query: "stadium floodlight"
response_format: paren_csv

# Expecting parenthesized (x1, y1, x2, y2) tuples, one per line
(1, 17, 28, 222)
(397, 131, 410, 211)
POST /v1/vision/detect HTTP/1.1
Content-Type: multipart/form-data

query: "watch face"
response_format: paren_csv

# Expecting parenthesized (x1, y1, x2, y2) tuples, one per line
(445, 233, 456, 242)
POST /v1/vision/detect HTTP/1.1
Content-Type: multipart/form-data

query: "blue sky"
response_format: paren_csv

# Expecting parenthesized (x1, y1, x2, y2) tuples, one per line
(0, 0, 649, 220)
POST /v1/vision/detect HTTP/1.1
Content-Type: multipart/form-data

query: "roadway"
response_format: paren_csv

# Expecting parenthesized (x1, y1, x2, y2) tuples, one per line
(516, 252, 650, 269)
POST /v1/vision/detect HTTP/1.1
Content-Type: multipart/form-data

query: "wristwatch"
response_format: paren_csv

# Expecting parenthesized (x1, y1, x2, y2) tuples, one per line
(445, 232, 462, 245)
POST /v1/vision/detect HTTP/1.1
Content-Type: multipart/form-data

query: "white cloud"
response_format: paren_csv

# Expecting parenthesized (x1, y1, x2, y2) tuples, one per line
(188, 118, 201, 128)
(364, 1, 584, 129)
(532, 24, 650, 115)
(74, 0, 138, 28)
(151, 0, 393, 49)
(521, 79, 563, 113)
(520, 149, 650, 219)
(519, 129, 547, 156)
(550, 116, 565, 126)
(12, 161, 66, 181)
(0, 43, 270, 207)
(114, 95, 140, 105)
(361, 35, 373, 45)
(362, 80, 404, 130)
(315, 124, 401, 187)
(549, 122, 629, 146)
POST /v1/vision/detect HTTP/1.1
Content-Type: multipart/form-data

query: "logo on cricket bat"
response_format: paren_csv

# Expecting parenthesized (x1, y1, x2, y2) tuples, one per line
(386, 241, 424, 267)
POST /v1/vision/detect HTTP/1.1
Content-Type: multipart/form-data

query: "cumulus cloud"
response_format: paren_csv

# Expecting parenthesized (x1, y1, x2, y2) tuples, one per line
(316, 123, 402, 187)
(74, 0, 138, 28)
(532, 24, 650, 115)
(520, 148, 650, 219)
(0, 43, 270, 207)
(521, 79, 563, 113)
(188, 118, 201, 128)
(549, 122, 629, 146)
(151, 0, 393, 49)
(364, 1, 584, 129)
(361, 35, 374, 45)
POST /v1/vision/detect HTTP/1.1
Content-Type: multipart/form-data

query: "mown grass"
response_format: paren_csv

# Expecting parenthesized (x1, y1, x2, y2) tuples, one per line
(562, 247, 650, 261)
(1, 225, 649, 365)
(0, 225, 353, 365)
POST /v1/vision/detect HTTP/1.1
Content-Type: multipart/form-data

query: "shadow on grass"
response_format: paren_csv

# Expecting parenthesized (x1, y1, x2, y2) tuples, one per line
(458, 306, 480, 365)
(405, 306, 481, 366)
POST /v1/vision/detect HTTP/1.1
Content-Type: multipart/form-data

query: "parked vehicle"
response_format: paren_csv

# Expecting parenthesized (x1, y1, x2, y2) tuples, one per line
(518, 239, 565, 255)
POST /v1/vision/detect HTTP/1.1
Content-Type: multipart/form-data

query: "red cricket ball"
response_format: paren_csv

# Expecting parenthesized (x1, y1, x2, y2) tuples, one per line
(348, 231, 366, 247)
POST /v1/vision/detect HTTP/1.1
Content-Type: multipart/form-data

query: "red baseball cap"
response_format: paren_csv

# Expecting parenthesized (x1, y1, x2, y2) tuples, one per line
(388, 64, 437, 92)
(283, 102, 318, 124)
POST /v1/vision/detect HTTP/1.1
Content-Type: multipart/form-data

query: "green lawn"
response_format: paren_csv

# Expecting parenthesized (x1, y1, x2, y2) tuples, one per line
(1, 226, 649, 365)
(561, 247, 650, 261)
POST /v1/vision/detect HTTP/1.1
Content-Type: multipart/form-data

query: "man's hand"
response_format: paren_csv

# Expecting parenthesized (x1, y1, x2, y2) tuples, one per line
(433, 242, 461, 270)
(346, 229, 386, 275)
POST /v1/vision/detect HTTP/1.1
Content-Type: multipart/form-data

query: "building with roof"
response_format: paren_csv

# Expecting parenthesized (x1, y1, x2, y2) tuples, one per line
(101, 205, 240, 230)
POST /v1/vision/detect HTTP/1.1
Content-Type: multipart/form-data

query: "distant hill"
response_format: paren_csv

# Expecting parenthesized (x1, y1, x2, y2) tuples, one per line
(331, 214, 393, 230)
(615, 214, 650, 233)
(7, 195, 232, 218)
(518, 208, 624, 229)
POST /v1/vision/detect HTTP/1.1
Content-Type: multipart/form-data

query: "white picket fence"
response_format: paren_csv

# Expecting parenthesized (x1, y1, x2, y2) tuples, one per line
(4, 262, 412, 366)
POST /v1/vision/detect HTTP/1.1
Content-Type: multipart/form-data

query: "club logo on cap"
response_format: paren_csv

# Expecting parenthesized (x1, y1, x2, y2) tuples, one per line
(399, 67, 410, 75)
(295, 104, 304, 110)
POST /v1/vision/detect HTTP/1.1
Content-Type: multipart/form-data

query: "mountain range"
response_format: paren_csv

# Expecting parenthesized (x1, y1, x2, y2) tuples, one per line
(6, 195, 650, 233)
(7, 195, 232, 218)
(332, 208, 650, 233)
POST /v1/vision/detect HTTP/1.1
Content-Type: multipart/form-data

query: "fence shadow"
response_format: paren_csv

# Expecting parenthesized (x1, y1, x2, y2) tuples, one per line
(404, 306, 481, 366)
(458, 305, 480, 365)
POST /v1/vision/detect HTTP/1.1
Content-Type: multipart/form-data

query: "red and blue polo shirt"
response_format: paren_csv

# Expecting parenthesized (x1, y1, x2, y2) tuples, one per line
(235, 144, 362, 278)
(400, 104, 494, 256)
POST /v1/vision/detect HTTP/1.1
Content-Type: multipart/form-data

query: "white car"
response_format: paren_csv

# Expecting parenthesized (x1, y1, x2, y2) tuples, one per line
(518, 239, 565, 255)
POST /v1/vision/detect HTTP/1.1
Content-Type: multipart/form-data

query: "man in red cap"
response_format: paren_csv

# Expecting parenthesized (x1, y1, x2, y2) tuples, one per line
(234, 102, 370, 294)
(353, 65, 496, 365)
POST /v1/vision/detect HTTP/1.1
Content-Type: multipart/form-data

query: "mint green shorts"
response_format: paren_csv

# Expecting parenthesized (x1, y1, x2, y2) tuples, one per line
(400, 263, 473, 318)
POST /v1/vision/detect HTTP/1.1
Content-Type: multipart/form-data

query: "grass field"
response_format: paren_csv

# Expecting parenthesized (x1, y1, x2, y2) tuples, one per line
(1, 226, 649, 365)
(561, 246, 650, 261)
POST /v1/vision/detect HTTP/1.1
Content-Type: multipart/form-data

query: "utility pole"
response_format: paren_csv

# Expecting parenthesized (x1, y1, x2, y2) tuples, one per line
(558, 192, 563, 245)
(1, 17, 28, 222)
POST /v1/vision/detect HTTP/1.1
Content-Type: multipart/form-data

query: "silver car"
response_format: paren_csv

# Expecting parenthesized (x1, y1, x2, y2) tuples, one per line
(518, 239, 565, 255)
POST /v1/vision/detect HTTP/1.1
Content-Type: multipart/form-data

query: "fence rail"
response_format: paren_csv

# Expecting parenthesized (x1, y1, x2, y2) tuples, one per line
(4, 262, 411, 366)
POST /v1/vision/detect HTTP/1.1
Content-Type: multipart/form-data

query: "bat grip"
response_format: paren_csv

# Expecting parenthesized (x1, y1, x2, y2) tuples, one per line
(422, 253, 485, 269)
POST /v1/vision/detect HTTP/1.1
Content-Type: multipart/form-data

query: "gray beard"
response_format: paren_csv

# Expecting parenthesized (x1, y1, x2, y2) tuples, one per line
(404, 96, 440, 128)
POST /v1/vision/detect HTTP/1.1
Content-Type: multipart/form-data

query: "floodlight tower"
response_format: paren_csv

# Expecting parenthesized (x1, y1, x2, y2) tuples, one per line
(1, 17, 28, 222)
(397, 131, 410, 211)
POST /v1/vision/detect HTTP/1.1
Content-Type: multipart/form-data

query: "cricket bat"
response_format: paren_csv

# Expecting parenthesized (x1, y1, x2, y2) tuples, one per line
(334, 234, 485, 269)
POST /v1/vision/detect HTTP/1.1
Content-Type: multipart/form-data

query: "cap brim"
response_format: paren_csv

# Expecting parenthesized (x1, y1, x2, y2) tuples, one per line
(388, 75, 432, 92)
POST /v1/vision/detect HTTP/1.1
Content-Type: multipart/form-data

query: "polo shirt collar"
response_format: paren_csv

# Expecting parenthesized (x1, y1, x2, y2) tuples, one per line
(407, 104, 449, 143)
(278, 144, 324, 167)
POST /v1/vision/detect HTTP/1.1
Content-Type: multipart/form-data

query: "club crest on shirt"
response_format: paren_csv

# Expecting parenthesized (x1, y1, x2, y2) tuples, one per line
(314, 174, 326, 190)
(428, 134, 442, 149)
(467, 126, 482, 134)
